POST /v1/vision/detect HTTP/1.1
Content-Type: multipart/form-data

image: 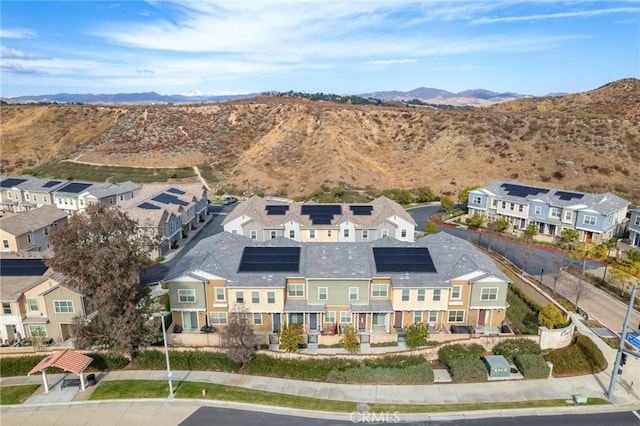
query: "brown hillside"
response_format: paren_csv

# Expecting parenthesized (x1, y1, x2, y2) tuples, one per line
(1, 79, 639, 203)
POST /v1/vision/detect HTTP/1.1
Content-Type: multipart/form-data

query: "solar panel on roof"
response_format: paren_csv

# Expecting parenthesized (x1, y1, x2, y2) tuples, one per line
(0, 178, 28, 188)
(373, 247, 437, 273)
(301, 204, 342, 225)
(350, 205, 373, 215)
(238, 246, 300, 273)
(265, 205, 290, 215)
(166, 187, 186, 195)
(138, 202, 162, 210)
(0, 258, 48, 277)
(555, 191, 584, 201)
(152, 193, 189, 206)
(58, 182, 92, 194)
(500, 183, 550, 198)
(42, 180, 62, 188)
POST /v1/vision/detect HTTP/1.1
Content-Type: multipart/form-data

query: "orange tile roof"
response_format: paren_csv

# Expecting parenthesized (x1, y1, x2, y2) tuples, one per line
(28, 349, 93, 375)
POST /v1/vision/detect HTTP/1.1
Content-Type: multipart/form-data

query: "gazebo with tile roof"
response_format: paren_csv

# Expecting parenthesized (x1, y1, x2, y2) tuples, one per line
(28, 349, 93, 393)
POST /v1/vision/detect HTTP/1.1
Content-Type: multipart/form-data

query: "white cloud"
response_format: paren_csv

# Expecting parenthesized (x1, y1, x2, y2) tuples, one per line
(367, 59, 418, 65)
(472, 7, 640, 24)
(0, 28, 37, 39)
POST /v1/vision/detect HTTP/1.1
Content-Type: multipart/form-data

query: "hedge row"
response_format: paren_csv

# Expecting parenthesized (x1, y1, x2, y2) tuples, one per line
(0, 352, 129, 377)
(448, 359, 488, 383)
(509, 284, 543, 313)
(134, 350, 239, 372)
(492, 339, 542, 364)
(326, 363, 434, 384)
(545, 335, 607, 376)
(437, 343, 485, 367)
(515, 354, 549, 379)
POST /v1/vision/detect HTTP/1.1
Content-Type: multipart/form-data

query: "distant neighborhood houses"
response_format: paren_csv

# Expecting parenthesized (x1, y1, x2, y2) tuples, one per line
(223, 195, 417, 243)
(629, 208, 640, 249)
(467, 181, 630, 244)
(0, 205, 68, 252)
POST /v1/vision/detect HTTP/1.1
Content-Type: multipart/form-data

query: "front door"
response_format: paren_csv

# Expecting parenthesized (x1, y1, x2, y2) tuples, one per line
(478, 309, 487, 326)
(358, 313, 366, 330)
(394, 311, 402, 328)
(309, 313, 317, 330)
(273, 313, 281, 332)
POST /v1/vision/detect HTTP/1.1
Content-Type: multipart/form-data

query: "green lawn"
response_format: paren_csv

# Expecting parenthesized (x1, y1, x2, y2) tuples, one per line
(0, 385, 40, 405)
(89, 380, 609, 413)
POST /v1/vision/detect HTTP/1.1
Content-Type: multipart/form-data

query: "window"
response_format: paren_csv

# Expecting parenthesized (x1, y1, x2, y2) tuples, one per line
(318, 287, 328, 300)
(29, 324, 46, 337)
(472, 195, 482, 205)
(433, 289, 441, 302)
(340, 311, 352, 323)
(53, 300, 74, 313)
(349, 287, 358, 301)
(401, 289, 410, 301)
(210, 312, 228, 324)
(7, 192, 11, 199)
(289, 313, 303, 325)
(381, 229, 389, 238)
(480, 287, 498, 300)
(401, 229, 407, 238)
(325, 311, 336, 323)
(550, 207, 562, 219)
(534, 206, 542, 215)
(509, 203, 514, 211)
(28, 298, 39, 312)
(251, 291, 260, 304)
(2, 303, 11, 314)
(428, 311, 438, 323)
(635, 216, 640, 226)
(267, 291, 276, 304)
(270, 230, 277, 239)
(451, 286, 462, 300)
(215, 288, 225, 301)
(518, 204, 524, 213)
(239, 312, 248, 324)
(178, 289, 196, 303)
(309, 229, 316, 239)
(235, 291, 245, 303)
(448, 310, 464, 322)
(253, 313, 262, 325)
(288, 284, 304, 297)
(64, 199, 68, 205)
(27, 233, 32, 243)
(289, 230, 295, 238)
(327, 230, 332, 237)
(501, 201, 506, 209)
(564, 211, 573, 221)
(413, 311, 422, 324)
(2, 240, 8, 249)
(25, 193, 30, 200)
(372, 284, 388, 297)
(343, 229, 350, 238)
(362, 229, 368, 239)
(583, 215, 597, 226)
(250, 230, 257, 240)
(109, 197, 114, 205)
(417, 289, 425, 301)
(491, 199, 497, 207)
(119, 194, 124, 201)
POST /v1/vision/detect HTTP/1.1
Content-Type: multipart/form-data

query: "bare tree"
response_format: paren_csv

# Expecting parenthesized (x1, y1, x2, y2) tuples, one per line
(549, 257, 565, 295)
(570, 272, 591, 311)
(220, 310, 257, 365)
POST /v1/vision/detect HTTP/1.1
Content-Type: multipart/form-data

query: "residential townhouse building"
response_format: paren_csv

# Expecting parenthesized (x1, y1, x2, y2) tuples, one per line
(467, 181, 629, 244)
(0, 205, 68, 252)
(629, 208, 640, 248)
(222, 196, 416, 243)
(0, 258, 94, 345)
(119, 184, 209, 258)
(165, 231, 510, 337)
(0, 175, 140, 215)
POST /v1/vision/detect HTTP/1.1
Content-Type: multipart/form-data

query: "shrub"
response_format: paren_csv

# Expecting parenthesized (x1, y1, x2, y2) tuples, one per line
(340, 325, 359, 353)
(326, 363, 434, 384)
(448, 359, 488, 382)
(84, 352, 129, 371)
(405, 323, 430, 348)
(515, 354, 550, 379)
(0, 352, 129, 377)
(134, 350, 239, 372)
(438, 343, 485, 367)
(244, 354, 357, 381)
(279, 324, 304, 352)
(538, 304, 567, 329)
(492, 338, 541, 363)
(545, 335, 607, 376)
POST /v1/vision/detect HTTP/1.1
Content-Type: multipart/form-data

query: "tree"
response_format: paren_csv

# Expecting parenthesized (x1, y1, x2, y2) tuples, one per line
(278, 324, 303, 352)
(220, 311, 257, 364)
(458, 185, 481, 204)
(382, 188, 413, 205)
(538, 304, 566, 329)
(608, 266, 635, 297)
(330, 185, 345, 198)
(440, 196, 455, 210)
(549, 257, 565, 295)
(494, 217, 510, 233)
(415, 186, 435, 203)
(627, 249, 640, 264)
(560, 228, 579, 248)
(340, 325, 359, 353)
(424, 221, 438, 234)
(465, 213, 484, 229)
(405, 323, 430, 348)
(46, 204, 156, 359)
(523, 223, 538, 240)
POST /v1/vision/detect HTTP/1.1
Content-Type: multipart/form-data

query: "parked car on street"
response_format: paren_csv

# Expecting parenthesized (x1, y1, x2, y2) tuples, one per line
(222, 196, 238, 205)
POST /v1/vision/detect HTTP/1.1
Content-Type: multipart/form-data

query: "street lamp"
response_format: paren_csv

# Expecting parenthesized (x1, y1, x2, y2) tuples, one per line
(153, 312, 174, 399)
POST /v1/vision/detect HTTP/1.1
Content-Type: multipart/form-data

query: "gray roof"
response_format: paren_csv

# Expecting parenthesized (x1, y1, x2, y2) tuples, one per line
(167, 231, 510, 288)
(351, 300, 393, 312)
(85, 181, 140, 198)
(284, 300, 325, 312)
(478, 181, 629, 215)
(14, 176, 66, 193)
(0, 205, 67, 236)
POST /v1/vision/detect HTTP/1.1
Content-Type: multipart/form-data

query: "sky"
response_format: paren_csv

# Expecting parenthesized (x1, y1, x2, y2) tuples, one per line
(1, 1, 639, 97)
